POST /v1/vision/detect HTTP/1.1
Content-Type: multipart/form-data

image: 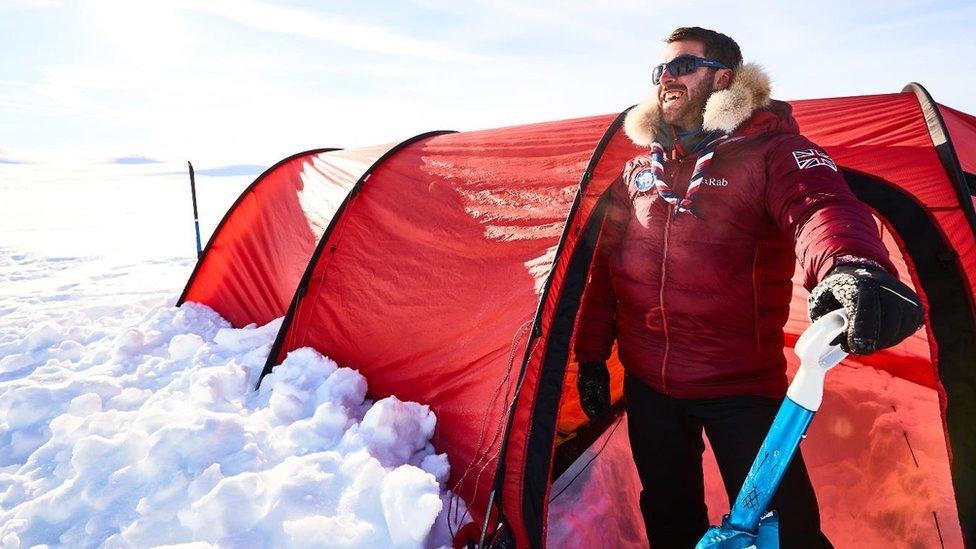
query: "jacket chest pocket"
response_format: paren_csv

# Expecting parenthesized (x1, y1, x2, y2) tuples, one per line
(685, 164, 768, 232)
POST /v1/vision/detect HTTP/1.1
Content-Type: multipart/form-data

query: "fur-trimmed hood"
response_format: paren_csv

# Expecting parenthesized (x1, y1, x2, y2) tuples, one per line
(623, 62, 772, 147)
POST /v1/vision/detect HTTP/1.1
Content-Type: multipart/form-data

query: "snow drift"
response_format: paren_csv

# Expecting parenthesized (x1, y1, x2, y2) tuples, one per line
(0, 302, 461, 548)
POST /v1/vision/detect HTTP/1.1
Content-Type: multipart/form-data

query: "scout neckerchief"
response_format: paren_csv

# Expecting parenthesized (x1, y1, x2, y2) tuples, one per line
(633, 128, 731, 219)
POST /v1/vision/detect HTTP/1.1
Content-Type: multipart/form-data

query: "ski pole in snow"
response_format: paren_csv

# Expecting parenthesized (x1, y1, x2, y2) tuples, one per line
(696, 309, 849, 549)
(188, 161, 202, 258)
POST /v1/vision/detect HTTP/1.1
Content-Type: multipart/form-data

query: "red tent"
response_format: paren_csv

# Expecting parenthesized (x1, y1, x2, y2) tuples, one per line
(179, 84, 975, 548)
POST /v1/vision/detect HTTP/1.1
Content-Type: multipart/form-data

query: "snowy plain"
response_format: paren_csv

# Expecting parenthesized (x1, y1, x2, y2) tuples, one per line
(0, 162, 465, 547)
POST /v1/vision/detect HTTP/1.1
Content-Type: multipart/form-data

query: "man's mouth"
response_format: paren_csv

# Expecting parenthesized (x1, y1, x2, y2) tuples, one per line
(662, 89, 685, 105)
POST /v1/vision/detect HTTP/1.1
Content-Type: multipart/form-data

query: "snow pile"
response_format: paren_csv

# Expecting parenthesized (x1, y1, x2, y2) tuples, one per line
(0, 303, 459, 548)
(804, 364, 963, 548)
(547, 418, 647, 548)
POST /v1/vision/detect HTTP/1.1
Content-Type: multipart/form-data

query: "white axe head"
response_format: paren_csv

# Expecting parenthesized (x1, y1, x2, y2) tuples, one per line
(795, 309, 849, 372)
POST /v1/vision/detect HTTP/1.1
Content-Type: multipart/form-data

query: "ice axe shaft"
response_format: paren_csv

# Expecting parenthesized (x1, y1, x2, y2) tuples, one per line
(696, 309, 849, 548)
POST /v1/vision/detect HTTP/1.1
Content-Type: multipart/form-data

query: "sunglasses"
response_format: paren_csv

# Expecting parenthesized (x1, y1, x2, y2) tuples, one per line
(651, 55, 729, 85)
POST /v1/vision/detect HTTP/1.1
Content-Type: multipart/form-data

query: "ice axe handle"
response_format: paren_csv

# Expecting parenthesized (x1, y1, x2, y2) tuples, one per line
(696, 310, 848, 548)
(723, 398, 814, 538)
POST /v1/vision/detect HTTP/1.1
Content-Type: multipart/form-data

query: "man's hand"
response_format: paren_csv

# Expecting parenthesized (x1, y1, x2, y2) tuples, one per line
(808, 263, 924, 354)
(577, 361, 611, 421)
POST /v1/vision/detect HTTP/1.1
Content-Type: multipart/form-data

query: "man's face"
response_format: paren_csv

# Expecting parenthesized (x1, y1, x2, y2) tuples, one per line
(657, 40, 719, 131)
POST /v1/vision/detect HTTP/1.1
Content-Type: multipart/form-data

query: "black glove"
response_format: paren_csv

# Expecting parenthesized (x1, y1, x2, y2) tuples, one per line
(577, 361, 611, 421)
(808, 263, 924, 355)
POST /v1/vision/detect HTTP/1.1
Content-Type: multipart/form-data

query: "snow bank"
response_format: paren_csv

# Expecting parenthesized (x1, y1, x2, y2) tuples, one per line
(804, 364, 963, 548)
(0, 302, 459, 548)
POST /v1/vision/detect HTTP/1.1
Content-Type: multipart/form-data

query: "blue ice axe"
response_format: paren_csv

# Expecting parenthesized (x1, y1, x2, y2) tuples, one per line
(696, 309, 849, 549)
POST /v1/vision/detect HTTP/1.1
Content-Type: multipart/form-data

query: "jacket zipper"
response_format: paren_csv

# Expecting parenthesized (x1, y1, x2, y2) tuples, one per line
(659, 209, 673, 395)
(658, 157, 687, 396)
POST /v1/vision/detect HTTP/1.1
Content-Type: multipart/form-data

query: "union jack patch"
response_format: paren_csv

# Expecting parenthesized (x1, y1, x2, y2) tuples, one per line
(792, 148, 837, 171)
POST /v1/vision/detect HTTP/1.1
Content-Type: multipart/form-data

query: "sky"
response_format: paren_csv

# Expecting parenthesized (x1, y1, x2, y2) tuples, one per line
(1, 0, 975, 172)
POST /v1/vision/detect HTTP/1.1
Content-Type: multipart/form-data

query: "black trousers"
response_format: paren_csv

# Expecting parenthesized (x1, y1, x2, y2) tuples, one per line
(624, 374, 833, 548)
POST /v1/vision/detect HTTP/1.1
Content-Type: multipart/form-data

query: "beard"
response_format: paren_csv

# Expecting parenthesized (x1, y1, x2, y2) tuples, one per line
(660, 75, 713, 129)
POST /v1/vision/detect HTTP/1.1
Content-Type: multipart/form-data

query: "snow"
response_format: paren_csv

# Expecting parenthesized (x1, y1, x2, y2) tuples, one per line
(802, 364, 963, 548)
(547, 417, 646, 547)
(0, 168, 463, 547)
(0, 301, 460, 547)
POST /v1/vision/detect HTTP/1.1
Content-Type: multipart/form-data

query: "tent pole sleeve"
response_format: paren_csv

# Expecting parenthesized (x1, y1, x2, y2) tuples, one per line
(903, 83, 976, 545)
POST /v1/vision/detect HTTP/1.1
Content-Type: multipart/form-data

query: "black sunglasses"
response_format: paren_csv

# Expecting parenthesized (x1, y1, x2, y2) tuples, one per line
(651, 55, 729, 85)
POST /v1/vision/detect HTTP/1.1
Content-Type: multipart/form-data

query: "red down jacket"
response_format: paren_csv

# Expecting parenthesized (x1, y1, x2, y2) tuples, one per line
(574, 100, 894, 399)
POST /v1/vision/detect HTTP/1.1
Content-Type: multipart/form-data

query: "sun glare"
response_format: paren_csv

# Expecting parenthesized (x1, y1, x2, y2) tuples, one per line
(85, 0, 189, 65)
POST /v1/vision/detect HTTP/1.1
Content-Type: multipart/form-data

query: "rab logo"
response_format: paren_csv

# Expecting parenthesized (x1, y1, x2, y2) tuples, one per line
(701, 177, 728, 187)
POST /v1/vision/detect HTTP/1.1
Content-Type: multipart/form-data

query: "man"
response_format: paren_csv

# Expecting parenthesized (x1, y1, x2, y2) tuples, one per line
(574, 27, 923, 548)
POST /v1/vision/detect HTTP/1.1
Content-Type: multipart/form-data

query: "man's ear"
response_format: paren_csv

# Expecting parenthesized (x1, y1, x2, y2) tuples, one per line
(712, 69, 733, 92)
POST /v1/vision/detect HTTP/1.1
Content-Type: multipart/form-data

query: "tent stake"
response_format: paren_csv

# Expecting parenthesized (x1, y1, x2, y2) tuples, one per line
(478, 490, 495, 547)
(188, 161, 202, 258)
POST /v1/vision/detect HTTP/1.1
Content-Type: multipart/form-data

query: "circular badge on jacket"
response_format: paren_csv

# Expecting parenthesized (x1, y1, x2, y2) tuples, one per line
(634, 168, 656, 192)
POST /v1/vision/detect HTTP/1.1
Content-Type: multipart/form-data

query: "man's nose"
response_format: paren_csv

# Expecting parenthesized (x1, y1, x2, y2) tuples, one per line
(659, 66, 676, 85)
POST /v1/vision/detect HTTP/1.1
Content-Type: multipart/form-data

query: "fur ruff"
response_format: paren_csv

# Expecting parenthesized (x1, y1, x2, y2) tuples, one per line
(623, 62, 772, 147)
